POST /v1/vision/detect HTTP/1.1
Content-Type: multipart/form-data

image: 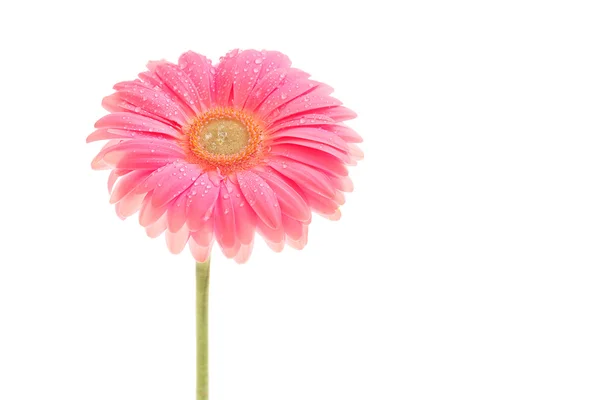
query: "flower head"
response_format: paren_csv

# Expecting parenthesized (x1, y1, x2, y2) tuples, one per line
(89, 49, 363, 263)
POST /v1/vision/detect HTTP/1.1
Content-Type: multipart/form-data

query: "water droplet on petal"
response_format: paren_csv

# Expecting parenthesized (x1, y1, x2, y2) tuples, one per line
(254, 58, 263, 64)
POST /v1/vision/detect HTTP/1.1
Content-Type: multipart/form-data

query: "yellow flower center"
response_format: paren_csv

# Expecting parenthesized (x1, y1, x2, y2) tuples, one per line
(184, 108, 264, 175)
(198, 119, 250, 155)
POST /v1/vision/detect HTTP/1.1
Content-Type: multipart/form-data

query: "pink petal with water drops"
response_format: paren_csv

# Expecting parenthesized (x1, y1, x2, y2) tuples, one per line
(178, 51, 214, 111)
(102, 93, 177, 129)
(186, 174, 220, 231)
(270, 91, 342, 124)
(167, 189, 190, 233)
(256, 51, 291, 81)
(232, 50, 264, 108)
(165, 224, 190, 254)
(107, 83, 189, 127)
(152, 62, 202, 116)
(244, 68, 288, 111)
(214, 49, 239, 106)
(95, 112, 182, 138)
(256, 77, 320, 120)
(267, 113, 336, 132)
(99, 139, 185, 163)
(227, 181, 256, 245)
(148, 163, 202, 208)
(237, 170, 281, 230)
(214, 182, 237, 251)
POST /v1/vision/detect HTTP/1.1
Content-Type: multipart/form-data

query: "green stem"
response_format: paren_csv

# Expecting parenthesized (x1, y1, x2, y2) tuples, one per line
(196, 259, 210, 400)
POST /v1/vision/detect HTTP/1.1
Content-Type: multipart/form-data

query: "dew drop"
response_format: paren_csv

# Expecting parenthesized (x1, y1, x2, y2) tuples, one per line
(254, 58, 263, 64)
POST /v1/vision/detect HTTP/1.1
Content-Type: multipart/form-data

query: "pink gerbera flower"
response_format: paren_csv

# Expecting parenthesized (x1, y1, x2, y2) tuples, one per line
(89, 49, 362, 263)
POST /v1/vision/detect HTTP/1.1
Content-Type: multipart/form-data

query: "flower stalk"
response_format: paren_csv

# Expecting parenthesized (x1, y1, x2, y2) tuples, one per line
(196, 259, 210, 400)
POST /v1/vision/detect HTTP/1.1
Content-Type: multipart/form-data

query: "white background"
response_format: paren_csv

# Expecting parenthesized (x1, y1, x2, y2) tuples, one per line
(1, 1, 599, 399)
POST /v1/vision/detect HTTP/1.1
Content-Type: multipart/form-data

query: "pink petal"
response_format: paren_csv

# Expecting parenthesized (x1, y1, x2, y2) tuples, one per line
(105, 84, 189, 127)
(255, 51, 292, 81)
(146, 214, 168, 238)
(256, 168, 311, 223)
(256, 219, 285, 248)
(102, 92, 178, 129)
(227, 181, 256, 245)
(107, 170, 122, 193)
(303, 191, 341, 217)
(244, 68, 288, 111)
(186, 174, 220, 231)
(213, 49, 239, 107)
(269, 138, 350, 163)
(256, 77, 319, 120)
(286, 224, 308, 250)
(329, 175, 354, 192)
(189, 238, 212, 263)
(190, 216, 214, 247)
(234, 242, 254, 264)
(115, 191, 146, 219)
(323, 124, 363, 143)
(269, 158, 336, 199)
(268, 126, 350, 152)
(270, 144, 349, 177)
(152, 62, 202, 115)
(95, 112, 182, 138)
(214, 182, 237, 250)
(267, 113, 336, 132)
(139, 192, 169, 227)
(320, 106, 357, 122)
(142, 163, 203, 208)
(348, 143, 364, 161)
(167, 189, 190, 233)
(237, 170, 282, 229)
(282, 215, 305, 241)
(165, 224, 190, 254)
(232, 50, 264, 108)
(110, 170, 154, 204)
(178, 51, 215, 111)
(268, 90, 342, 124)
